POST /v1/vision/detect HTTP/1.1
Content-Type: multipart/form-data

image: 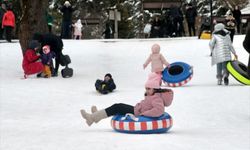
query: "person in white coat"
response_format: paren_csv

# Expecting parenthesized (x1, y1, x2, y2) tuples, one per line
(72, 19, 83, 39)
(209, 23, 238, 85)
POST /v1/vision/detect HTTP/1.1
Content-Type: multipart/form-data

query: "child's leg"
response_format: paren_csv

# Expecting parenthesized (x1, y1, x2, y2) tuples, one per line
(105, 103, 134, 116)
(41, 65, 51, 78)
(216, 63, 223, 85)
(80, 103, 134, 126)
(222, 61, 229, 78)
(222, 61, 229, 85)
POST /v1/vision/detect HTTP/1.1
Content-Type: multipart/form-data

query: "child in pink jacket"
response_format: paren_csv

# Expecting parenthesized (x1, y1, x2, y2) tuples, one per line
(80, 73, 173, 126)
(143, 43, 170, 73)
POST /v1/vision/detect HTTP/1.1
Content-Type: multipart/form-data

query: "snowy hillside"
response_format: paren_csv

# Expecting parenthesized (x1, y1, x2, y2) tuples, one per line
(0, 36, 249, 150)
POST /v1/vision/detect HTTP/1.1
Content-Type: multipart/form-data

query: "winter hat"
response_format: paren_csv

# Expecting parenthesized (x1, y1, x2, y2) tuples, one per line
(64, 1, 71, 6)
(214, 23, 225, 32)
(151, 43, 160, 54)
(145, 73, 161, 89)
(42, 45, 50, 54)
(105, 73, 112, 79)
(28, 40, 40, 50)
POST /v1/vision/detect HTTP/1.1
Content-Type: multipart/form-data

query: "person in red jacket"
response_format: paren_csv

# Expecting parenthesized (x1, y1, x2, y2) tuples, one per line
(1, 6, 15, 42)
(22, 40, 44, 79)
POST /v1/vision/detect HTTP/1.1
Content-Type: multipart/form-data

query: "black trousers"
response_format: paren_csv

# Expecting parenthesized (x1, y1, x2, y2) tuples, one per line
(187, 22, 196, 36)
(105, 103, 134, 117)
(4, 26, 13, 42)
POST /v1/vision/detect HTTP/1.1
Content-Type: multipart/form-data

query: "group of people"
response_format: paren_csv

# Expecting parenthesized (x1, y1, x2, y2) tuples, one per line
(0, 1, 15, 42)
(80, 43, 173, 127)
(144, 3, 197, 38)
(79, 22, 250, 127)
(22, 33, 64, 79)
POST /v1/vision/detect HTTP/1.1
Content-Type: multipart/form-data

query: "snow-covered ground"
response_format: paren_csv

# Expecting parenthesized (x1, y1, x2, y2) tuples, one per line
(0, 36, 249, 150)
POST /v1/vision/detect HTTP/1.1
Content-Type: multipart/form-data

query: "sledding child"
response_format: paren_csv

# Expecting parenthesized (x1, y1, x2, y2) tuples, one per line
(40, 45, 55, 78)
(80, 73, 173, 126)
(22, 40, 44, 79)
(95, 73, 116, 94)
(209, 23, 238, 85)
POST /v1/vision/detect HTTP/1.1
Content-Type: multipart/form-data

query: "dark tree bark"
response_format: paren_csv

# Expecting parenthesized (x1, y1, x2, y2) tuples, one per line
(19, 0, 48, 55)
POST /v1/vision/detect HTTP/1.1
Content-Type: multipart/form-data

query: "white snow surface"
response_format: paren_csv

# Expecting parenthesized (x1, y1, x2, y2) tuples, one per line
(0, 36, 250, 150)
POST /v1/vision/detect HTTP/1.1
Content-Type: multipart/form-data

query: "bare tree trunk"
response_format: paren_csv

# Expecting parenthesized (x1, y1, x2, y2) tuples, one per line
(19, 0, 48, 55)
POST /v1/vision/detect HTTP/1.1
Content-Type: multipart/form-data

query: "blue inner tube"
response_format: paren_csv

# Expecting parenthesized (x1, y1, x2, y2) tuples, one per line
(111, 112, 172, 134)
(162, 62, 193, 83)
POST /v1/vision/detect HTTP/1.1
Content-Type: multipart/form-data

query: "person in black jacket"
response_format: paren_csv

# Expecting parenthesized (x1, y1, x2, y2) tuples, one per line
(185, 3, 197, 36)
(243, 24, 250, 77)
(95, 73, 116, 94)
(232, 6, 242, 34)
(102, 23, 112, 39)
(60, 1, 74, 39)
(33, 33, 63, 77)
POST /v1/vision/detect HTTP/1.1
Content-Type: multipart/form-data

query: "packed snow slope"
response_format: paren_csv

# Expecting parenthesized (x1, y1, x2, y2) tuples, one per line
(0, 36, 249, 150)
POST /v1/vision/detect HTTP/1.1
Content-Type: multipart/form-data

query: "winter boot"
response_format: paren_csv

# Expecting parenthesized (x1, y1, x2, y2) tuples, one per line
(80, 109, 94, 126)
(80, 109, 108, 126)
(224, 77, 229, 85)
(217, 79, 222, 85)
(91, 106, 98, 113)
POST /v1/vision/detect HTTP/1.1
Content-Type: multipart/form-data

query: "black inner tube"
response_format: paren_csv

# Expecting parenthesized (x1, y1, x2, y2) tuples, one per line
(239, 63, 247, 72)
(169, 65, 184, 75)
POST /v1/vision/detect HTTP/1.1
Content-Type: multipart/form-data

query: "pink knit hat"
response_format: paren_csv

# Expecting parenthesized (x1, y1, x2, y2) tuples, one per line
(145, 73, 161, 89)
(151, 43, 160, 54)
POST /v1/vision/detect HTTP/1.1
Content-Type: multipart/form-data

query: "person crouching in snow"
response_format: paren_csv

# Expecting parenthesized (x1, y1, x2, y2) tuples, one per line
(22, 40, 44, 79)
(95, 73, 116, 94)
(209, 23, 238, 85)
(39, 45, 55, 78)
(143, 43, 170, 85)
(80, 73, 173, 126)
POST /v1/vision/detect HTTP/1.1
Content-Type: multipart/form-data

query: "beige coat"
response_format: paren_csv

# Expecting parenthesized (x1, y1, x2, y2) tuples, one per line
(144, 48, 169, 72)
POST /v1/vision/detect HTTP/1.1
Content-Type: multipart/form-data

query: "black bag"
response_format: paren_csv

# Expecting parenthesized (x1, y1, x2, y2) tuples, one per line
(60, 54, 71, 66)
(61, 65, 73, 78)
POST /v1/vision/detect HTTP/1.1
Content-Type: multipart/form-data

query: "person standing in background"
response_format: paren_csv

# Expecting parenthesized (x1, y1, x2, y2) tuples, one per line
(0, 2, 6, 39)
(60, 1, 74, 39)
(224, 12, 236, 42)
(185, 3, 197, 36)
(72, 19, 83, 39)
(232, 5, 242, 34)
(243, 24, 250, 77)
(1, 5, 15, 42)
(46, 11, 54, 33)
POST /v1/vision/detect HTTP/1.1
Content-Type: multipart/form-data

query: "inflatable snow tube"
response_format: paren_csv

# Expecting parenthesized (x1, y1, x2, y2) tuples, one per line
(162, 62, 193, 87)
(200, 31, 211, 39)
(111, 112, 173, 134)
(227, 60, 250, 85)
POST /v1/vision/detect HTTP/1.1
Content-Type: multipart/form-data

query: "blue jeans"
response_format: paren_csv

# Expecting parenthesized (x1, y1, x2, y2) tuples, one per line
(216, 61, 229, 80)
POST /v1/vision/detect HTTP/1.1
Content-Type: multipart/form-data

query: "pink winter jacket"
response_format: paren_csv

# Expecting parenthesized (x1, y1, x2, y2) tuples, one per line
(134, 90, 173, 117)
(144, 48, 169, 72)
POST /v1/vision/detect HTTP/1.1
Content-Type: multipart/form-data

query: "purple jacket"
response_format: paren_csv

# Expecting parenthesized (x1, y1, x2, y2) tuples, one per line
(134, 90, 173, 117)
